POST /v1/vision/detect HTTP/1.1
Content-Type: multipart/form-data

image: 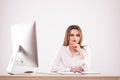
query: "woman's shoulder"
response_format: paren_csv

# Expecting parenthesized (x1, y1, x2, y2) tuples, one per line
(59, 45, 68, 50)
(57, 46, 68, 56)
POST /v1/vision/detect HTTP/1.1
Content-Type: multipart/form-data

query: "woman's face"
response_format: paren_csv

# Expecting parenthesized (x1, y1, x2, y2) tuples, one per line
(69, 29, 80, 46)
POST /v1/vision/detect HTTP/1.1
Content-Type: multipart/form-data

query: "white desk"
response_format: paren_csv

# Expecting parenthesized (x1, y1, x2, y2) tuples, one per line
(0, 73, 120, 80)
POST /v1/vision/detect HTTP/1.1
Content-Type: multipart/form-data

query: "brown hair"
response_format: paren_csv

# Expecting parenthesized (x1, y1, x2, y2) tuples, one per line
(63, 25, 84, 48)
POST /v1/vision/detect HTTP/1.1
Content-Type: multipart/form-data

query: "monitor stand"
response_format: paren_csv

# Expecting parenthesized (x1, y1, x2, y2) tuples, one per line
(7, 45, 22, 75)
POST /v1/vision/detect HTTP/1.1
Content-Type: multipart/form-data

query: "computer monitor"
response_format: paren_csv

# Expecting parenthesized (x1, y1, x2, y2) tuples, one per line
(7, 21, 38, 74)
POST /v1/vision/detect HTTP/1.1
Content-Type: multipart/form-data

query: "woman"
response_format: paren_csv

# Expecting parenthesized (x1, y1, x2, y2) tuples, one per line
(51, 25, 90, 72)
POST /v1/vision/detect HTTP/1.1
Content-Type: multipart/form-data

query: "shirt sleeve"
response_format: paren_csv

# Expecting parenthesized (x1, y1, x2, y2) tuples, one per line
(80, 45, 91, 71)
(51, 46, 71, 72)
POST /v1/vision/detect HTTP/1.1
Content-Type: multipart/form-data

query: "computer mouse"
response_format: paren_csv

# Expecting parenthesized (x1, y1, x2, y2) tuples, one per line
(24, 71, 33, 73)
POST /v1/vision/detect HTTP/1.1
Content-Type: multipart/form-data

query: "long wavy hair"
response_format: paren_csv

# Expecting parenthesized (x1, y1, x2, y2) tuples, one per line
(63, 25, 84, 48)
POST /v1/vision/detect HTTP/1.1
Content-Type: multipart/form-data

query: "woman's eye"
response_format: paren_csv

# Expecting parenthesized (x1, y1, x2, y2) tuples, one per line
(76, 34, 80, 37)
(70, 34, 74, 36)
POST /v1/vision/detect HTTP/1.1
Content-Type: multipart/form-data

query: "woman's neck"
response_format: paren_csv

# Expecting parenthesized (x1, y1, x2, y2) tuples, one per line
(69, 46, 77, 55)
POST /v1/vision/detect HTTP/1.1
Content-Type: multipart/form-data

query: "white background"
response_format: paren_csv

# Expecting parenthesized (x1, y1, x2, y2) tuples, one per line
(0, 0, 120, 75)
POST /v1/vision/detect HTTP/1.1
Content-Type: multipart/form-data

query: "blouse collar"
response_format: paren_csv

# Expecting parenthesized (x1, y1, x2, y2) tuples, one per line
(66, 46, 79, 56)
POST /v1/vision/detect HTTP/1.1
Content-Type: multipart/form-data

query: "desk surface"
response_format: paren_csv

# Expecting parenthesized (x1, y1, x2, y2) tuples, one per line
(0, 73, 120, 77)
(0, 73, 120, 80)
(0, 74, 120, 80)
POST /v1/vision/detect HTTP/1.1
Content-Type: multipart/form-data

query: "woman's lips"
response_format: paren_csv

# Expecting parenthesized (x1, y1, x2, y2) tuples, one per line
(73, 40, 76, 42)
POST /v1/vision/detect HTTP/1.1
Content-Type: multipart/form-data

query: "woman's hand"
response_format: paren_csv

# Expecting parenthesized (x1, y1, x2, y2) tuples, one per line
(70, 67, 84, 72)
(73, 44, 86, 60)
(74, 44, 81, 53)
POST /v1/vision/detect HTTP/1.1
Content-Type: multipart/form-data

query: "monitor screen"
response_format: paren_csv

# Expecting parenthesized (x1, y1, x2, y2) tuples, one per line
(7, 21, 38, 74)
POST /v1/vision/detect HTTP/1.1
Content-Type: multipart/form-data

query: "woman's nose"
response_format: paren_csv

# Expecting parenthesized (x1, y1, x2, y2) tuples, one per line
(73, 36, 77, 39)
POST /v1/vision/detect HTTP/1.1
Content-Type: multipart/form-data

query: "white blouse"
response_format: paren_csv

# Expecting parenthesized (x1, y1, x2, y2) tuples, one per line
(51, 45, 91, 72)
